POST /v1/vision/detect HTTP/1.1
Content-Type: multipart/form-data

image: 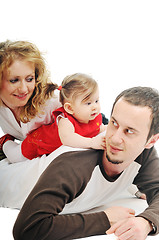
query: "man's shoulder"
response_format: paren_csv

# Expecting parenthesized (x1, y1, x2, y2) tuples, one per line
(39, 149, 103, 196)
(54, 149, 102, 166)
(135, 147, 158, 165)
(50, 149, 103, 179)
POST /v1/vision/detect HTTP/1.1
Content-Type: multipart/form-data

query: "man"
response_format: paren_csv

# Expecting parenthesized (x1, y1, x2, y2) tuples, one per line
(13, 87, 159, 240)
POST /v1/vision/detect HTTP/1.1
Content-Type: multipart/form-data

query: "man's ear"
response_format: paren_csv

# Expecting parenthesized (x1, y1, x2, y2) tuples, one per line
(63, 102, 74, 115)
(145, 133, 159, 149)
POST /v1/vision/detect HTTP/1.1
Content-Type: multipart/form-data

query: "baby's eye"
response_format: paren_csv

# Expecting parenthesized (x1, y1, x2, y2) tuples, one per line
(95, 100, 99, 103)
(86, 102, 91, 105)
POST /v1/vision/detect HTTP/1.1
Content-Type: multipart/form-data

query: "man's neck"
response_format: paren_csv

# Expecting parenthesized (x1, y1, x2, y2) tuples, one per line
(102, 154, 123, 179)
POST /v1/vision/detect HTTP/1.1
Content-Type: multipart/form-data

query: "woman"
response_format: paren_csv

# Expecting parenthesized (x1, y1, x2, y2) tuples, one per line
(0, 40, 108, 209)
(0, 40, 61, 160)
(0, 40, 64, 209)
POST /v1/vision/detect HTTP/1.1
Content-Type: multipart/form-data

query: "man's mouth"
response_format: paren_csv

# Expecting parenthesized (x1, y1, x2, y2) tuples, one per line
(109, 145, 123, 154)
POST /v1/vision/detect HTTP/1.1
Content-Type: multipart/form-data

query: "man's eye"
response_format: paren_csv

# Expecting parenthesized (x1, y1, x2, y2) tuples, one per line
(126, 129, 134, 134)
(112, 121, 117, 126)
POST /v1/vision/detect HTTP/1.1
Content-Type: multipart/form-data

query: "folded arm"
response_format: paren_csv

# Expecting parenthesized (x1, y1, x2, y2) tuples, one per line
(13, 150, 110, 240)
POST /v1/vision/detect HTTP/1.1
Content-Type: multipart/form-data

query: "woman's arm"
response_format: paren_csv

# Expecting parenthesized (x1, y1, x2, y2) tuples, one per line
(58, 118, 106, 149)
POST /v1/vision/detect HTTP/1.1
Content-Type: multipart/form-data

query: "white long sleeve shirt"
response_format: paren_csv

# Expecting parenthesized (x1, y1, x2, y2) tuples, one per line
(0, 96, 61, 140)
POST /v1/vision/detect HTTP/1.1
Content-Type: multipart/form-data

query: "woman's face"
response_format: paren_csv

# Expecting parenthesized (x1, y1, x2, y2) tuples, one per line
(0, 59, 36, 111)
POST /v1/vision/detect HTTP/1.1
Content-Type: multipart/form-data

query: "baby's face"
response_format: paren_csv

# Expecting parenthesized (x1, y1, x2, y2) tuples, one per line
(70, 87, 100, 123)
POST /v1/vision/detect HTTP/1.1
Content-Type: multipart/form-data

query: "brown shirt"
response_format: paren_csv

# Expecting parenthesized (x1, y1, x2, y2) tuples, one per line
(13, 147, 159, 239)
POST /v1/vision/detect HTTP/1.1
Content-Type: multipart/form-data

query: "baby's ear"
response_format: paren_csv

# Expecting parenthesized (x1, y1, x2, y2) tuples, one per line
(145, 133, 159, 149)
(63, 102, 74, 115)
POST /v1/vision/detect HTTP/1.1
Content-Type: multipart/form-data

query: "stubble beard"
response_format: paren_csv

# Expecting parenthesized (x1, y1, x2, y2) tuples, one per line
(106, 153, 124, 165)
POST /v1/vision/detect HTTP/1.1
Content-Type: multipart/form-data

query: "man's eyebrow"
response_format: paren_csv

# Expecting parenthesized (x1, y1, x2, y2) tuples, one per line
(127, 126, 139, 133)
(111, 116, 117, 122)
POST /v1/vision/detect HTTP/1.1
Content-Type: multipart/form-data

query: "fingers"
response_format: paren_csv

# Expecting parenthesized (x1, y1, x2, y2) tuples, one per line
(106, 221, 122, 235)
(101, 137, 106, 149)
(106, 217, 148, 240)
(105, 208, 135, 235)
(129, 208, 135, 216)
(106, 219, 127, 235)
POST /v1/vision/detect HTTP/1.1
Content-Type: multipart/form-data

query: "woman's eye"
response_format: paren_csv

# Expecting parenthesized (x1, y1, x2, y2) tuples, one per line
(26, 76, 34, 82)
(10, 78, 18, 83)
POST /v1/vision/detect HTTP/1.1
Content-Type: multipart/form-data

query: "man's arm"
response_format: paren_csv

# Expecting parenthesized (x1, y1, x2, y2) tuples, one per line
(106, 147, 159, 239)
(13, 150, 110, 240)
(134, 147, 159, 234)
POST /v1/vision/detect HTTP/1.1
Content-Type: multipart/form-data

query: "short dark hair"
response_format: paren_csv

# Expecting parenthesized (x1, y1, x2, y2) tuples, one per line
(112, 87, 159, 140)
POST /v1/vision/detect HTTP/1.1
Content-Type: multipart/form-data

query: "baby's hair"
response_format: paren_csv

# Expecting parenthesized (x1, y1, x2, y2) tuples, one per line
(59, 73, 98, 105)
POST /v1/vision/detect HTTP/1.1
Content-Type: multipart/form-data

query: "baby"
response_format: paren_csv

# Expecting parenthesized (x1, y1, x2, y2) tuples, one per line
(2, 73, 107, 162)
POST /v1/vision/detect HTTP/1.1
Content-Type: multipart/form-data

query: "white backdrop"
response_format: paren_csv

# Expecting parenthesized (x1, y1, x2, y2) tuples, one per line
(1, 0, 159, 131)
(1, 2, 159, 239)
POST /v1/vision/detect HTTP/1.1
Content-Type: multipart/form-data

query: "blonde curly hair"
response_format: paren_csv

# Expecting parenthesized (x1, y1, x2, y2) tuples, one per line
(0, 40, 58, 122)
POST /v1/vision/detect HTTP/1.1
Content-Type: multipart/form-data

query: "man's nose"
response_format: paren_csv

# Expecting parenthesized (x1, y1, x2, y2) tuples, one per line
(111, 128, 123, 145)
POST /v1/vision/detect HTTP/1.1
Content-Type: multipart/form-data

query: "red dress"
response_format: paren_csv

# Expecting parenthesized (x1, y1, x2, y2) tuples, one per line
(21, 107, 102, 160)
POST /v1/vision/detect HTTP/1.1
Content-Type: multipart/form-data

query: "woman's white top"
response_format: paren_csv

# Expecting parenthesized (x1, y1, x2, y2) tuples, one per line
(0, 96, 61, 140)
(0, 95, 65, 209)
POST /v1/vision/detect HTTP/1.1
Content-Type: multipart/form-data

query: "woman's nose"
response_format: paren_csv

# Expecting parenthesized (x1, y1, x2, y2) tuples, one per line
(18, 81, 28, 92)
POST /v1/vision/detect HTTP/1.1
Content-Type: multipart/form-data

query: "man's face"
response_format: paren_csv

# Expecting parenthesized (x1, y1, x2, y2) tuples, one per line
(104, 98, 152, 175)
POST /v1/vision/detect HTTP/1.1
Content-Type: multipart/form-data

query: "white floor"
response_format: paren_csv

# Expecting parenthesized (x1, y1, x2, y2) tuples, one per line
(1, 191, 159, 240)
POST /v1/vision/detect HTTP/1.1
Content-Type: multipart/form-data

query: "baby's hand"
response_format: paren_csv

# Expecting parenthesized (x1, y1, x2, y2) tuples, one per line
(91, 134, 106, 150)
(100, 123, 107, 133)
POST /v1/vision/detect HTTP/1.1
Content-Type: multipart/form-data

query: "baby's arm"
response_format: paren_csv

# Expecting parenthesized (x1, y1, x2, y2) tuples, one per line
(58, 118, 106, 150)
(100, 123, 107, 133)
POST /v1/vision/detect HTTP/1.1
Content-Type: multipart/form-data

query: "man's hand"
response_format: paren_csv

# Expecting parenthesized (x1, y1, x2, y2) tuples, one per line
(104, 206, 135, 226)
(106, 216, 153, 240)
